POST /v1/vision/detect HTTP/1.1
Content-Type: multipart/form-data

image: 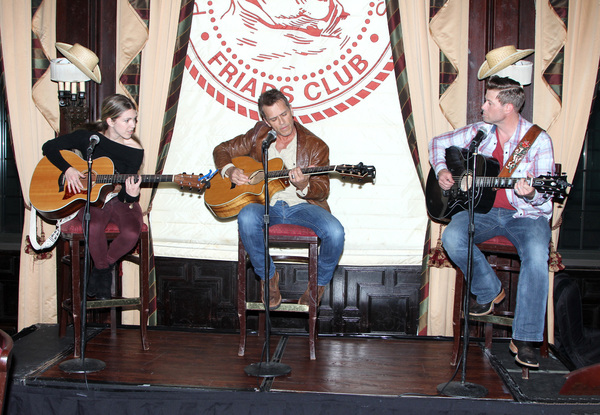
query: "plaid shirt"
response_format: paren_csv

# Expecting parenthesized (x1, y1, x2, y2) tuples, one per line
(428, 116, 555, 220)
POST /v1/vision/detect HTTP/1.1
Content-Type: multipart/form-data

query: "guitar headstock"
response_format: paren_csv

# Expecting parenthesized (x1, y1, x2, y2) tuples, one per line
(175, 170, 217, 191)
(335, 163, 376, 183)
(531, 174, 572, 199)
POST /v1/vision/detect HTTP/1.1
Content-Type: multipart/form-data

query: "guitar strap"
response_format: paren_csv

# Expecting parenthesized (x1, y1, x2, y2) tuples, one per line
(498, 124, 543, 177)
(28, 208, 77, 251)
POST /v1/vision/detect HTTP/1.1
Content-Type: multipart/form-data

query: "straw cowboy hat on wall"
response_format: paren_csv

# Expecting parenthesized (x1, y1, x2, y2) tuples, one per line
(55, 42, 102, 83)
(477, 45, 534, 80)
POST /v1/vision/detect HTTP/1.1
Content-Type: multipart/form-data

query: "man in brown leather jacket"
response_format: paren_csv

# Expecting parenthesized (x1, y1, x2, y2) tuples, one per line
(213, 88, 345, 310)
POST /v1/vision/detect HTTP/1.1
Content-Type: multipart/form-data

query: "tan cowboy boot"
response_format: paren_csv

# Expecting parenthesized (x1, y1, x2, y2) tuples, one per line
(261, 271, 282, 310)
(298, 285, 326, 306)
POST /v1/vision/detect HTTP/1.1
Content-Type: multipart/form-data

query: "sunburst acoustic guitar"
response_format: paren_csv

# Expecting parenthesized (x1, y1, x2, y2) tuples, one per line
(204, 156, 376, 218)
(30, 150, 215, 220)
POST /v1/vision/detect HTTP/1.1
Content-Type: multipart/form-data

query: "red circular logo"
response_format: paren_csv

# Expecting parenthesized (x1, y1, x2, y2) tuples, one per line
(187, 1, 392, 123)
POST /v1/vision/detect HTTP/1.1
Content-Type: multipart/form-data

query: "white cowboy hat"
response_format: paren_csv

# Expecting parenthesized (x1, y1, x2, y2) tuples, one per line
(55, 42, 102, 83)
(477, 45, 533, 80)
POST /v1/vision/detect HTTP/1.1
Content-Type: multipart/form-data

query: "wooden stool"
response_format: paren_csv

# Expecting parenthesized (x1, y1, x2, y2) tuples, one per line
(237, 224, 320, 360)
(57, 219, 150, 357)
(451, 235, 549, 379)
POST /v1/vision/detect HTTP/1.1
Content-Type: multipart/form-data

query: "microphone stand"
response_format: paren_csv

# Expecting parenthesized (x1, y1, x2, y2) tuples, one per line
(60, 143, 106, 374)
(438, 142, 487, 398)
(245, 137, 291, 378)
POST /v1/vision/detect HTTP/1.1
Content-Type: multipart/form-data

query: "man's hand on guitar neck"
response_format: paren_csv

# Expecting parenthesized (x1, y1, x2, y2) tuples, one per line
(289, 166, 309, 191)
(437, 169, 454, 191)
(514, 173, 536, 201)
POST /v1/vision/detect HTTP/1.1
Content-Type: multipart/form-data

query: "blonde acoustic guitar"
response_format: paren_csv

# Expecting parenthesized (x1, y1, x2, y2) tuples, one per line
(204, 156, 376, 218)
(30, 150, 214, 220)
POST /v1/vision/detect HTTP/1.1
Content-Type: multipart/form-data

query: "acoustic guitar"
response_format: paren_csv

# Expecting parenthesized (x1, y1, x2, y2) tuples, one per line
(204, 156, 376, 218)
(30, 150, 214, 220)
(425, 146, 571, 223)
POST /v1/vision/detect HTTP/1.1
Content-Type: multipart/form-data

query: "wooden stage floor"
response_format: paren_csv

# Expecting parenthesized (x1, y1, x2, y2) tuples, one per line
(26, 327, 511, 397)
(5, 325, 600, 414)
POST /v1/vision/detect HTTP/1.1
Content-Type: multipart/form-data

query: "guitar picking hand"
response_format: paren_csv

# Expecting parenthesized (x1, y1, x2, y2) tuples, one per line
(437, 169, 454, 191)
(64, 166, 86, 194)
(228, 167, 249, 186)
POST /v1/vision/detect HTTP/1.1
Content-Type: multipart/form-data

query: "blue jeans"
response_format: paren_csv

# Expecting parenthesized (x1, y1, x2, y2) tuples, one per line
(441, 208, 551, 342)
(238, 201, 345, 286)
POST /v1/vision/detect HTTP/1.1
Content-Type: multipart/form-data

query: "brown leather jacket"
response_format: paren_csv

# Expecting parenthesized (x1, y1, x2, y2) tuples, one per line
(213, 120, 331, 212)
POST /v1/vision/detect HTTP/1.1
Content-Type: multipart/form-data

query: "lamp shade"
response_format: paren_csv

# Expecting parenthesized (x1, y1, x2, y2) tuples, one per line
(50, 58, 90, 82)
(494, 60, 533, 86)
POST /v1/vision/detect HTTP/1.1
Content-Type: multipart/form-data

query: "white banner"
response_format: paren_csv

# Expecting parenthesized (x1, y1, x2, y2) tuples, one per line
(150, 1, 427, 265)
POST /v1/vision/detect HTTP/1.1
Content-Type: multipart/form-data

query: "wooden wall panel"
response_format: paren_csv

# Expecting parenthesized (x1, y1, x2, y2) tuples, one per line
(467, 0, 536, 125)
(155, 258, 422, 336)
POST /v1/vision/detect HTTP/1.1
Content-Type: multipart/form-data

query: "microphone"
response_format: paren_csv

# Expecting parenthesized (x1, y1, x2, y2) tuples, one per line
(87, 134, 100, 154)
(468, 128, 487, 152)
(262, 130, 277, 151)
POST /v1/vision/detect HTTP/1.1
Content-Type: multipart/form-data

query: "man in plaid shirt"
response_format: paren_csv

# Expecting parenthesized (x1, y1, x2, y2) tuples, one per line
(429, 76, 555, 368)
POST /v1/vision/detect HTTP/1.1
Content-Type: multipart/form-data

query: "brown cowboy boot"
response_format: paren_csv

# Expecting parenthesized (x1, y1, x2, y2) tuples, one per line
(298, 285, 326, 306)
(261, 271, 282, 310)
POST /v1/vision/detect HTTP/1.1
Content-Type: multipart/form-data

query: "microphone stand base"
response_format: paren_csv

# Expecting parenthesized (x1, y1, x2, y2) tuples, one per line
(437, 381, 488, 398)
(244, 361, 291, 378)
(59, 357, 106, 374)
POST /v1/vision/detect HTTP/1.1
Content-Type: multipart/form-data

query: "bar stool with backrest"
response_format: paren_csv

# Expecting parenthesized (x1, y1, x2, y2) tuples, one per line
(57, 218, 150, 358)
(451, 235, 550, 378)
(237, 223, 320, 360)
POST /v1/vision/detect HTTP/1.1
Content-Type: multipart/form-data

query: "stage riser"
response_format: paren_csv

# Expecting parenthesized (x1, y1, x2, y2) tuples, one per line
(156, 257, 421, 335)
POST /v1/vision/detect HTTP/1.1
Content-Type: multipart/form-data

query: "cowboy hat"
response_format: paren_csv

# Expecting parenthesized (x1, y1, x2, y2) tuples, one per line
(477, 45, 533, 80)
(55, 42, 101, 83)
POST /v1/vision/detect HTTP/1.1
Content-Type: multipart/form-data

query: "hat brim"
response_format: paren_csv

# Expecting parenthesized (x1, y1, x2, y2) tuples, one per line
(477, 49, 533, 80)
(56, 42, 102, 84)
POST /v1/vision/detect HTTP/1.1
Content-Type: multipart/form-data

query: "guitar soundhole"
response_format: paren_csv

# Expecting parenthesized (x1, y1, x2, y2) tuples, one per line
(459, 173, 473, 193)
(248, 170, 264, 185)
(58, 172, 66, 193)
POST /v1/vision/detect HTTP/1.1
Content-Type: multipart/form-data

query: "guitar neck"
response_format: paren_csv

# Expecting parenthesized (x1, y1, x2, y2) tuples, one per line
(96, 174, 175, 184)
(475, 176, 529, 189)
(266, 166, 337, 179)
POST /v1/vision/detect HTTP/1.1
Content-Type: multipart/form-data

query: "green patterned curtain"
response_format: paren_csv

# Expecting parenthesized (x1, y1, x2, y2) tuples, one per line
(544, 0, 568, 102)
(145, 0, 195, 324)
(31, 0, 48, 89)
(430, 0, 456, 97)
(385, 0, 433, 335)
(121, 0, 150, 105)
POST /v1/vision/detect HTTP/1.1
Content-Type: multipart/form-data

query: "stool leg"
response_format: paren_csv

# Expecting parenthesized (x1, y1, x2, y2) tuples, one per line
(238, 242, 247, 357)
(451, 272, 464, 366)
(110, 265, 119, 336)
(540, 320, 549, 358)
(139, 233, 150, 351)
(71, 237, 83, 358)
(484, 323, 493, 351)
(58, 238, 71, 338)
(308, 242, 318, 360)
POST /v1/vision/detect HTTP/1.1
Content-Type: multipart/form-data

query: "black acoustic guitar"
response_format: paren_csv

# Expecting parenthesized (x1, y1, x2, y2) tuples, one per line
(425, 146, 571, 223)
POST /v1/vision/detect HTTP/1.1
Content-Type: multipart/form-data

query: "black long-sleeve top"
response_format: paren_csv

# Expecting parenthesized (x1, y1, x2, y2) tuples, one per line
(42, 129, 144, 203)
